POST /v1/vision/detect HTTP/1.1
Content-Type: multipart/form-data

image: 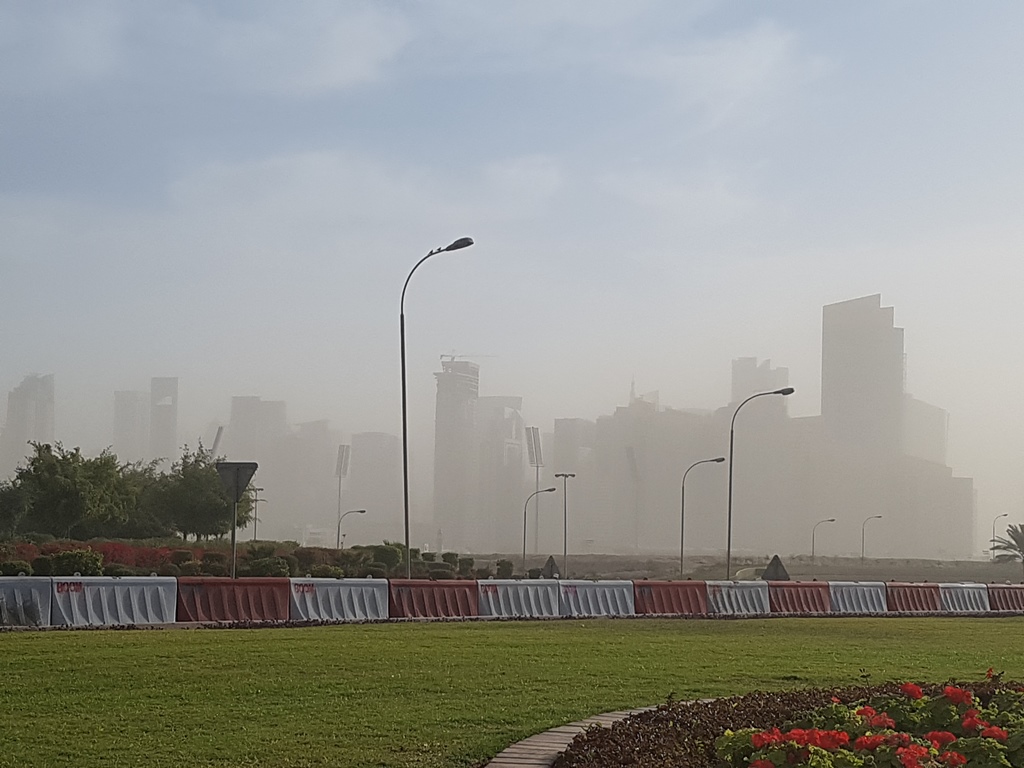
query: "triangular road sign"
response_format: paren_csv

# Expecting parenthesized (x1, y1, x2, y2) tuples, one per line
(215, 461, 258, 503)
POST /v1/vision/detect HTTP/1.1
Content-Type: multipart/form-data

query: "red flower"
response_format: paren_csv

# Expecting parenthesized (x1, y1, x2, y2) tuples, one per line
(980, 726, 1008, 741)
(831, 696, 842, 704)
(925, 731, 957, 748)
(750, 760, 775, 768)
(939, 751, 967, 767)
(856, 706, 877, 718)
(962, 710, 989, 731)
(896, 744, 931, 768)
(855, 735, 886, 751)
(869, 713, 896, 729)
(900, 682, 924, 699)
(986, 667, 995, 679)
(943, 686, 974, 706)
(752, 729, 785, 748)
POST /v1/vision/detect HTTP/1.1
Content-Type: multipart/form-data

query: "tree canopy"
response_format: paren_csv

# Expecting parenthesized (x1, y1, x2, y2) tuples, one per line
(1, 442, 252, 542)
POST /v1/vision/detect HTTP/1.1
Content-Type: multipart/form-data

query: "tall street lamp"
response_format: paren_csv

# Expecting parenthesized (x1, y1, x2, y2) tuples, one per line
(554, 472, 575, 578)
(811, 517, 836, 561)
(251, 487, 265, 541)
(338, 509, 366, 550)
(523, 487, 557, 574)
(992, 513, 1009, 561)
(680, 457, 725, 578)
(861, 514, 883, 560)
(726, 387, 794, 579)
(400, 237, 474, 578)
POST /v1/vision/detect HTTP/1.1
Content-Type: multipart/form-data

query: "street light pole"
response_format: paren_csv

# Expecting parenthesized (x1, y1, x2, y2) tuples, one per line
(337, 509, 366, 551)
(992, 513, 1009, 561)
(251, 487, 265, 541)
(400, 237, 474, 578)
(861, 514, 883, 560)
(522, 487, 556, 574)
(554, 472, 575, 578)
(726, 387, 794, 579)
(680, 457, 725, 578)
(811, 517, 836, 561)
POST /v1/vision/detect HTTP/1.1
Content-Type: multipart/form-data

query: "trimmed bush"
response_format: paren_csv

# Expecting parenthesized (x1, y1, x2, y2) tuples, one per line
(30, 556, 52, 576)
(421, 551, 436, 562)
(157, 563, 181, 577)
(310, 564, 343, 579)
(457, 557, 474, 577)
(495, 559, 514, 579)
(527, 567, 542, 580)
(247, 557, 289, 577)
(201, 562, 228, 577)
(473, 567, 494, 579)
(50, 549, 103, 576)
(440, 551, 459, 568)
(103, 563, 135, 577)
(178, 561, 202, 576)
(362, 567, 387, 579)
(282, 554, 299, 577)
(170, 549, 195, 565)
(201, 551, 228, 566)
(0, 560, 32, 576)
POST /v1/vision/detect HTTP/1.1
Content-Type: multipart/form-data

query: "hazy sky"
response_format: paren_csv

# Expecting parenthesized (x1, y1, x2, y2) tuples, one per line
(3, 2, 1024, 545)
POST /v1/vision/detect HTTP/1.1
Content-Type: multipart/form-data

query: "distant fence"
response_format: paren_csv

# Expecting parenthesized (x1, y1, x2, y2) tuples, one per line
(1, 577, 1021, 628)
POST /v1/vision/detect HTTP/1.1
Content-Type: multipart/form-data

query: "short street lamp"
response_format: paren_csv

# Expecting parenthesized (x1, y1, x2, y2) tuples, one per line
(554, 472, 575, 578)
(680, 457, 725, 577)
(522, 487, 557, 573)
(338, 509, 366, 550)
(992, 513, 1009, 561)
(861, 514, 883, 560)
(811, 517, 836, 561)
(725, 387, 794, 579)
(399, 237, 474, 577)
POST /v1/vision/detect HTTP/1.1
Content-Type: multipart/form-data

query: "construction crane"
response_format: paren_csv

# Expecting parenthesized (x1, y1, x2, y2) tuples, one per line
(440, 352, 497, 364)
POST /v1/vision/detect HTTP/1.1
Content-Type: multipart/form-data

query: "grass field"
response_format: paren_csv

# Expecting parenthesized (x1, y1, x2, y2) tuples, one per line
(1, 617, 1022, 768)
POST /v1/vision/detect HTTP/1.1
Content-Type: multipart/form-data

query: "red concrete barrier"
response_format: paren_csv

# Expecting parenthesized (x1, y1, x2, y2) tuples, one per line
(176, 577, 290, 622)
(885, 582, 941, 613)
(388, 579, 479, 619)
(987, 584, 1024, 612)
(633, 581, 708, 616)
(768, 581, 831, 614)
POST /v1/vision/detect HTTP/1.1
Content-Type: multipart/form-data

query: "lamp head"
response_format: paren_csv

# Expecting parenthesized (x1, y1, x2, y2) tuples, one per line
(775, 387, 795, 396)
(827, 517, 836, 522)
(713, 457, 726, 463)
(444, 237, 474, 252)
(543, 487, 557, 493)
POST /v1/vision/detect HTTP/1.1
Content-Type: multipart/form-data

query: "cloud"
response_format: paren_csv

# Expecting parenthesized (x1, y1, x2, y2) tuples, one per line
(626, 20, 821, 129)
(0, 2, 124, 94)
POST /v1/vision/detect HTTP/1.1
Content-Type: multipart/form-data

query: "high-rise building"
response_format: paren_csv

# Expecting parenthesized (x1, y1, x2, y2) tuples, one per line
(821, 295, 905, 456)
(731, 357, 790, 405)
(149, 377, 179, 465)
(342, 431, 401, 547)
(433, 359, 479, 551)
(113, 390, 149, 462)
(0, 374, 55, 478)
(474, 396, 526, 552)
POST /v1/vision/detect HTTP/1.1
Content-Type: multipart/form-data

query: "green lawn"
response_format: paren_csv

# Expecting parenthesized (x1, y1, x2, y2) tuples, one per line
(0, 618, 1021, 768)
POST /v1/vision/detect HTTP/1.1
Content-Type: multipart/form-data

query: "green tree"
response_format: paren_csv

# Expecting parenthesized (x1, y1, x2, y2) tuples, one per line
(0, 482, 27, 540)
(991, 523, 1024, 582)
(15, 443, 135, 538)
(147, 445, 252, 541)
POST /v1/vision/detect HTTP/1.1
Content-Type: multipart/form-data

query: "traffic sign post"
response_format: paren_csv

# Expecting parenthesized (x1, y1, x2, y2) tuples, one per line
(216, 461, 258, 579)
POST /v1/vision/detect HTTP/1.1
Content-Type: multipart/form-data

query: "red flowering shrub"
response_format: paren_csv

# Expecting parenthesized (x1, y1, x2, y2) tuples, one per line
(717, 676, 1024, 768)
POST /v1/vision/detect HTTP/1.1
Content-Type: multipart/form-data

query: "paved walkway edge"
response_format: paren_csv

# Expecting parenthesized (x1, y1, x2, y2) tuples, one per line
(486, 705, 656, 768)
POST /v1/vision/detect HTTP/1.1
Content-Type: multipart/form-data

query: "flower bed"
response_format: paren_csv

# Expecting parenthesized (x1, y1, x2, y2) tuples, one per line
(552, 677, 1024, 768)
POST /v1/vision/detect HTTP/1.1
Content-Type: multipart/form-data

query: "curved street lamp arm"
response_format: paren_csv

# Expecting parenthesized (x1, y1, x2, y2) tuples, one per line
(401, 247, 445, 313)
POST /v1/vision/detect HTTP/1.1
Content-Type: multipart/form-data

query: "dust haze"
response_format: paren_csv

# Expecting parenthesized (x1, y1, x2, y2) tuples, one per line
(2, 3, 1022, 561)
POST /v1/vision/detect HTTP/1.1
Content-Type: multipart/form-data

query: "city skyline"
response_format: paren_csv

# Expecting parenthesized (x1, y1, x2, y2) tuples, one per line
(0, 293, 979, 558)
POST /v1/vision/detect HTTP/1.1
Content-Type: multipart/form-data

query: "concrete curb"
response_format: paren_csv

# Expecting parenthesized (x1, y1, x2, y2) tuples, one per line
(486, 706, 656, 767)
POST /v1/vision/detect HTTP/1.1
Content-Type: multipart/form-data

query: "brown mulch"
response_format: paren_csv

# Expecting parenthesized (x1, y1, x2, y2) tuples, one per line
(551, 681, 1015, 768)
